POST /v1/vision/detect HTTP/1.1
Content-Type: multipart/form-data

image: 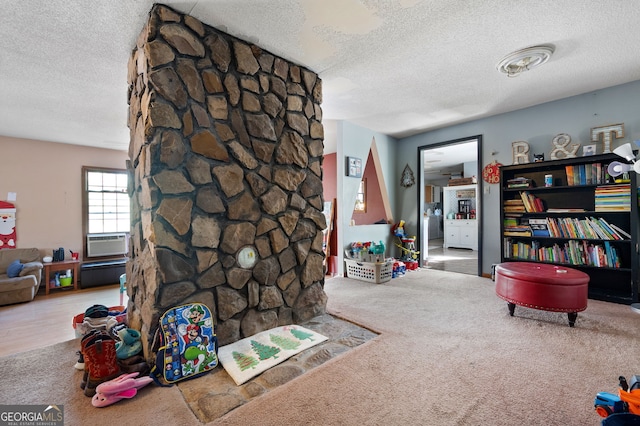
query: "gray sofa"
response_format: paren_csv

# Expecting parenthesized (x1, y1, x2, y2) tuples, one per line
(0, 248, 43, 306)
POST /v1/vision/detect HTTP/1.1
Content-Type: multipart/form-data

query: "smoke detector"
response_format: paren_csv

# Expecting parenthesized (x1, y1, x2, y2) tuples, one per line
(497, 44, 555, 77)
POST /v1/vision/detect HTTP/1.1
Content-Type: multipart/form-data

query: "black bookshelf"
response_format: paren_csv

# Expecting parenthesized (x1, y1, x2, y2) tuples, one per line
(500, 153, 639, 304)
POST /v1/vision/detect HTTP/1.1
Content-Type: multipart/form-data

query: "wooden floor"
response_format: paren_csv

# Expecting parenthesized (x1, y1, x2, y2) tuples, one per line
(0, 284, 126, 357)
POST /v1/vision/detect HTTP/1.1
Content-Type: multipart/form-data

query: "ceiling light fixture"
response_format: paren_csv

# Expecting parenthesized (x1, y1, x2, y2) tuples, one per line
(497, 44, 555, 77)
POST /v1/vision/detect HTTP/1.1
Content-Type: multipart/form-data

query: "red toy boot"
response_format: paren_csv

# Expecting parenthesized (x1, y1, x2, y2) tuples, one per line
(82, 332, 120, 397)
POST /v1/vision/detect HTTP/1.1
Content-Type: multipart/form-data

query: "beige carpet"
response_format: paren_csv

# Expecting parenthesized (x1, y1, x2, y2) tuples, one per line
(2, 268, 638, 426)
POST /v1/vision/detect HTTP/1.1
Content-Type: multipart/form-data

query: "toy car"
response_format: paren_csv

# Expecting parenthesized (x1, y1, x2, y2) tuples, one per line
(595, 376, 640, 418)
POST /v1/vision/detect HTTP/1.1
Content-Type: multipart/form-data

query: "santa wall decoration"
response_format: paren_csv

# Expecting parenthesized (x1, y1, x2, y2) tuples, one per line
(0, 201, 17, 249)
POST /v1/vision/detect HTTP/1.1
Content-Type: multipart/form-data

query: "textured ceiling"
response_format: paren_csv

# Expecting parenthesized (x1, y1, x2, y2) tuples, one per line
(2, 1, 640, 153)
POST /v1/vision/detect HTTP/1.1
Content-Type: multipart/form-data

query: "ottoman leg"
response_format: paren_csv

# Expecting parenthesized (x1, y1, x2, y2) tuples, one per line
(567, 312, 578, 327)
(507, 303, 515, 317)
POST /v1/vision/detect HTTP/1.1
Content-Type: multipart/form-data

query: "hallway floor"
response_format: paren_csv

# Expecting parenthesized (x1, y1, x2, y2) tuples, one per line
(424, 238, 478, 275)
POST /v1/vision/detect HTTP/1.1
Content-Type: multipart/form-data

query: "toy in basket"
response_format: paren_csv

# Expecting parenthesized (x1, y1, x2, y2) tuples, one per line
(349, 241, 386, 263)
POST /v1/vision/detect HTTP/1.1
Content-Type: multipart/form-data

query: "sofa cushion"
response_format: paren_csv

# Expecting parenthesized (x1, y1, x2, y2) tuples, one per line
(19, 261, 43, 277)
(7, 260, 24, 278)
(0, 248, 41, 272)
(0, 274, 39, 306)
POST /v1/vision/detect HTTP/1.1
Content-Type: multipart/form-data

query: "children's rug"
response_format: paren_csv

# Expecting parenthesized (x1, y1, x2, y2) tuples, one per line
(218, 324, 328, 385)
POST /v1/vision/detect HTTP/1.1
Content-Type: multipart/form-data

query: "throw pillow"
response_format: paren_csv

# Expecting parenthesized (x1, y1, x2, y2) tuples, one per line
(7, 259, 24, 278)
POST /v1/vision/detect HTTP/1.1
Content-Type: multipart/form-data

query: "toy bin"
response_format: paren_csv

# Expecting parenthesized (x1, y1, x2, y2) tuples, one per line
(345, 259, 393, 284)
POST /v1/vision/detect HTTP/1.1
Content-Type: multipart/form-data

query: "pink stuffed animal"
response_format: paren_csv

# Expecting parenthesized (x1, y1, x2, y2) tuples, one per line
(91, 372, 153, 408)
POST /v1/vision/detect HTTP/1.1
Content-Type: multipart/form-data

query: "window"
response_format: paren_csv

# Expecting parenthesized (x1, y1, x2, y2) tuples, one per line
(354, 179, 366, 212)
(83, 167, 129, 234)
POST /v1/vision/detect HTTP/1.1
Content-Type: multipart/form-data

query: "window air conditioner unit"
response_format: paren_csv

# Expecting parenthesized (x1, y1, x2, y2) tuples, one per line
(86, 233, 129, 257)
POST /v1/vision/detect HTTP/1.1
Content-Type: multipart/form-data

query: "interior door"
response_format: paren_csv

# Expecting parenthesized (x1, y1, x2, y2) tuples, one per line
(417, 136, 483, 276)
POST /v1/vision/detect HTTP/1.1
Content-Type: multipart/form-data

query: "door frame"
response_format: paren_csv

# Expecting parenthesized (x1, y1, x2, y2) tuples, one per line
(416, 135, 483, 276)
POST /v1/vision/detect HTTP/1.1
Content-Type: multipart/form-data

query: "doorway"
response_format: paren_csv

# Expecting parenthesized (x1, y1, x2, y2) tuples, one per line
(417, 136, 483, 276)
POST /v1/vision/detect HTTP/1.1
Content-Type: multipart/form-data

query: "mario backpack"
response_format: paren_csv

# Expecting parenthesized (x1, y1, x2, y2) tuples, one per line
(150, 303, 218, 386)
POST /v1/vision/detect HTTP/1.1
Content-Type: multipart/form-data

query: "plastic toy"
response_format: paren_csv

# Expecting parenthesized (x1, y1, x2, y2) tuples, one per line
(369, 241, 385, 255)
(392, 261, 406, 278)
(92, 372, 153, 408)
(595, 375, 640, 418)
(349, 241, 386, 262)
(391, 220, 406, 238)
(115, 328, 142, 359)
(391, 221, 420, 265)
(350, 242, 364, 259)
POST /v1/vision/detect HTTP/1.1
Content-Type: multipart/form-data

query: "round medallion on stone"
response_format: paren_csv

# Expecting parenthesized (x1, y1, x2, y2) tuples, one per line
(237, 245, 258, 269)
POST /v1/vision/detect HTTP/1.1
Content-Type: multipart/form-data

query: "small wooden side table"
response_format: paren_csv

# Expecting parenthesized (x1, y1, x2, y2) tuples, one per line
(43, 259, 80, 295)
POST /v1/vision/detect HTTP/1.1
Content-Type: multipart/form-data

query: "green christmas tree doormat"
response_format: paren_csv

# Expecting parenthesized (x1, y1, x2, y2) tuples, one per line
(218, 325, 328, 385)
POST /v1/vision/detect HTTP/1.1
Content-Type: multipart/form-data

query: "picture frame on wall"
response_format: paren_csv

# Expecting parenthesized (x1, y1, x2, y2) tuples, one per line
(346, 156, 362, 178)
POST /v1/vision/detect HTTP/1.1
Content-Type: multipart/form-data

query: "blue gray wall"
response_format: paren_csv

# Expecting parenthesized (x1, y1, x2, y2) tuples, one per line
(335, 121, 398, 274)
(396, 80, 640, 275)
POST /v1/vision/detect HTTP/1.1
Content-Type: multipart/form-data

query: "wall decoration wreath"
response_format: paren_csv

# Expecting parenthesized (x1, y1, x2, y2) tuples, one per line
(401, 164, 415, 187)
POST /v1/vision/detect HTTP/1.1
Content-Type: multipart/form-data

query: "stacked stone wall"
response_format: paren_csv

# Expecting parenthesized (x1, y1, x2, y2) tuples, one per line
(126, 4, 327, 356)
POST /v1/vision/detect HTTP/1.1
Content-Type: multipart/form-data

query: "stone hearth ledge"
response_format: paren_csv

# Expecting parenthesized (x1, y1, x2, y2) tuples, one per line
(177, 314, 378, 423)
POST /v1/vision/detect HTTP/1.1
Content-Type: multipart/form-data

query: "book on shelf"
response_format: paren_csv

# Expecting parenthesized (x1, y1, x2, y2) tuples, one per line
(564, 163, 605, 186)
(539, 216, 627, 240)
(585, 163, 592, 185)
(546, 208, 586, 213)
(503, 224, 532, 237)
(519, 191, 544, 212)
(504, 231, 532, 237)
(565, 166, 574, 186)
(609, 222, 632, 239)
(595, 183, 631, 211)
(506, 177, 532, 189)
(578, 165, 585, 185)
(503, 237, 621, 268)
(575, 218, 597, 239)
(557, 218, 572, 238)
(504, 206, 526, 212)
(546, 217, 561, 237)
(503, 198, 526, 212)
(589, 217, 626, 240)
(528, 218, 550, 237)
(504, 212, 524, 218)
(583, 217, 605, 239)
(503, 217, 519, 227)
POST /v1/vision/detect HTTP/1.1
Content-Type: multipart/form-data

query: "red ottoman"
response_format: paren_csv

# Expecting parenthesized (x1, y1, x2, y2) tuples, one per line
(495, 262, 589, 327)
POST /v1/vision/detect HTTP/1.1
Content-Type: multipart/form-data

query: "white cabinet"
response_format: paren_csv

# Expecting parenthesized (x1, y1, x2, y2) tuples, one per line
(442, 184, 478, 250)
(444, 219, 478, 250)
(443, 184, 477, 218)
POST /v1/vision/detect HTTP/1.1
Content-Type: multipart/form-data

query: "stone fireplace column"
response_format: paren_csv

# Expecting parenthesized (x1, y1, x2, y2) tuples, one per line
(126, 4, 327, 358)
